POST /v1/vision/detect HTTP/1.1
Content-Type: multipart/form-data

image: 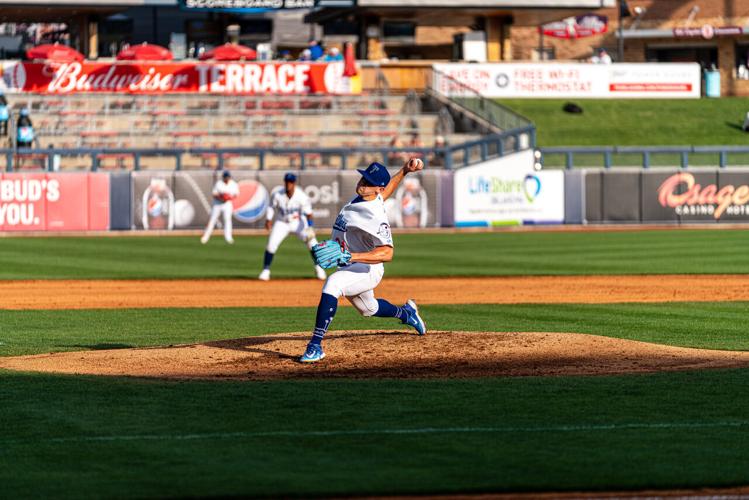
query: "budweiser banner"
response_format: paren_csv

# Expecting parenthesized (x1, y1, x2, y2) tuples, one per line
(0, 61, 360, 95)
(0, 172, 109, 231)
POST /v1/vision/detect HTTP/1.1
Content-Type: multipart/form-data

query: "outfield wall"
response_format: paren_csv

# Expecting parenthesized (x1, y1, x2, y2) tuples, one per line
(3, 166, 749, 232)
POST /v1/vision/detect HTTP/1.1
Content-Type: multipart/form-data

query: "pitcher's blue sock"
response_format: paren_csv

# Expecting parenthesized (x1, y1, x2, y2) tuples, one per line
(374, 299, 407, 321)
(311, 293, 338, 345)
(263, 251, 274, 269)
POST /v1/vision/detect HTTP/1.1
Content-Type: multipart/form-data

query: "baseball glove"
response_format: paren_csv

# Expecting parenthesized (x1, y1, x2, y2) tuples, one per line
(220, 193, 233, 202)
(312, 240, 352, 269)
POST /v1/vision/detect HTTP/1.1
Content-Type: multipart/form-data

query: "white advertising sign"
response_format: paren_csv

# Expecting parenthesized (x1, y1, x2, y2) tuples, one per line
(454, 150, 565, 226)
(433, 63, 701, 99)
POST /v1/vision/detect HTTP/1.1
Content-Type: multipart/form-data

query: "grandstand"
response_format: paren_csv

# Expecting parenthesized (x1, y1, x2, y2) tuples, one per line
(3, 90, 495, 171)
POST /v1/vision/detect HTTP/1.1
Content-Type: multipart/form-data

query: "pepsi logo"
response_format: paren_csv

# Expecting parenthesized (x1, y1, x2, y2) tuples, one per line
(233, 179, 269, 223)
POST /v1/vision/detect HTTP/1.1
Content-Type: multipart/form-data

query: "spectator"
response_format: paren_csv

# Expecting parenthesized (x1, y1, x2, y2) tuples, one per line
(0, 92, 9, 137)
(590, 48, 612, 64)
(387, 136, 409, 166)
(279, 50, 292, 61)
(16, 108, 34, 149)
(324, 47, 343, 62)
(298, 48, 312, 61)
(406, 132, 425, 158)
(308, 40, 324, 61)
(430, 135, 448, 167)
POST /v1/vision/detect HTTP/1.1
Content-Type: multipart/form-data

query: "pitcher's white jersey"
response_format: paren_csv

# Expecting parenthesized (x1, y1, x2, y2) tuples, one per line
(267, 187, 312, 224)
(212, 179, 239, 204)
(331, 194, 393, 254)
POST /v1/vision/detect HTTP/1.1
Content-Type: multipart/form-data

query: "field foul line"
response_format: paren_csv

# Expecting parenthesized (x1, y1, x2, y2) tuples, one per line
(4, 421, 749, 446)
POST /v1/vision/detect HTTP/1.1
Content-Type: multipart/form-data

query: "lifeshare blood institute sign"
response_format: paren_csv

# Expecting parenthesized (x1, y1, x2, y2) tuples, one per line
(0, 61, 357, 94)
(453, 150, 565, 226)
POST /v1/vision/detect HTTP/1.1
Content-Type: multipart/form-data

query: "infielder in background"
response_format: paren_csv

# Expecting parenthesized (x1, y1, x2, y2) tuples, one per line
(300, 158, 426, 363)
(201, 170, 239, 244)
(259, 173, 327, 281)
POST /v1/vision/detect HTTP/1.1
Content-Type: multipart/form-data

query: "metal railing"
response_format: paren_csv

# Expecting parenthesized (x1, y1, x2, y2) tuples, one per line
(427, 68, 533, 133)
(0, 129, 535, 172)
(539, 146, 749, 169)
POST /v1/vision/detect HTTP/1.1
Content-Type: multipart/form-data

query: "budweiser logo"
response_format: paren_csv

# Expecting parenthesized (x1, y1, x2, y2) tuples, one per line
(658, 172, 749, 219)
(47, 62, 190, 93)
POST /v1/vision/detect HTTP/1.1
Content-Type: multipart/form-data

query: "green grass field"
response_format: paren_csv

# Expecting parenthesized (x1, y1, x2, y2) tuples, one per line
(3, 229, 749, 279)
(500, 98, 749, 168)
(3, 231, 749, 498)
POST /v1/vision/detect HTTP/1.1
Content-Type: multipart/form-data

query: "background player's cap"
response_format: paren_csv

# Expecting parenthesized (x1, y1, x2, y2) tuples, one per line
(221, 170, 231, 178)
(357, 162, 390, 187)
(284, 173, 297, 183)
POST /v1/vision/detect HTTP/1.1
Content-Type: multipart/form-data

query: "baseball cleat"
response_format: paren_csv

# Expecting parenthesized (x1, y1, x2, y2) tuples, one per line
(402, 299, 426, 335)
(299, 343, 326, 363)
(258, 269, 271, 281)
(200, 235, 209, 244)
(226, 238, 234, 245)
(315, 266, 327, 280)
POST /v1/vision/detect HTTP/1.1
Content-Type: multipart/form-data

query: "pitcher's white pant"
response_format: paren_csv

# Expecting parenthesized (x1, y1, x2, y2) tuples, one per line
(322, 263, 385, 316)
(203, 201, 233, 243)
(266, 219, 318, 253)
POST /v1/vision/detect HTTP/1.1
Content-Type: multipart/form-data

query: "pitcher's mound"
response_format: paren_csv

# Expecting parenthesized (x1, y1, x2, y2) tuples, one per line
(2, 331, 749, 380)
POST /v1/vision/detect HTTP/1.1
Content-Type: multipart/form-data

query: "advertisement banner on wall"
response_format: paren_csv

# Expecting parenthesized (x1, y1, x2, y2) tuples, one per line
(0, 173, 109, 231)
(132, 170, 444, 231)
(645, 169, 749, 223)
(433, 63, 701, 99)
(0, 61, 359, 95)
(454, 150, 564, 226)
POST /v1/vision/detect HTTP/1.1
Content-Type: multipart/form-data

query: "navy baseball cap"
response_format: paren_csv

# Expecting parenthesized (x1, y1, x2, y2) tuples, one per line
(221, 170, 231, 178)
(357, 162, 390, 187)
(284, 173, 297, 183)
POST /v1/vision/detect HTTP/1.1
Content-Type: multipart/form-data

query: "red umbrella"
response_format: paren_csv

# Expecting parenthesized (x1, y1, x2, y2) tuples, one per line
(26, 43, 84, 62)
(117, 43, 173, 61)
(199, 43, 256, 61)
(343, 42, 358, 77)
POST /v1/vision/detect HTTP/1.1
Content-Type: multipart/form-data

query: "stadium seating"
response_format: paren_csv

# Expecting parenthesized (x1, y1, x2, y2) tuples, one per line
(3, 94, 478, 170)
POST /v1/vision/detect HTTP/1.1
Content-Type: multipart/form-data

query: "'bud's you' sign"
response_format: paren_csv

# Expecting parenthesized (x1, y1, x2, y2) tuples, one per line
(0, 178, 59, 226)
(0, 173, 110, 231)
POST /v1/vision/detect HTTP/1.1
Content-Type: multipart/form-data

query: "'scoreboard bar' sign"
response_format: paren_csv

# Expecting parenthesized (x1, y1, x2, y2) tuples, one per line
(182, 0, 314, 9)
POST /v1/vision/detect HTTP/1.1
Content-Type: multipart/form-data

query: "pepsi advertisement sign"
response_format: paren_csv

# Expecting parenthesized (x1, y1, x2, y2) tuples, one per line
(453, 150, 565, 226)
(233, 180, 269, 223)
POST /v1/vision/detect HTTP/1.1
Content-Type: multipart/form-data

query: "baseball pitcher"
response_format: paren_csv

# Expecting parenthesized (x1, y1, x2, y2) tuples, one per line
(259, 173, 327, 281)
(201, 170, 239, 244)
(300, 158, 427, 363)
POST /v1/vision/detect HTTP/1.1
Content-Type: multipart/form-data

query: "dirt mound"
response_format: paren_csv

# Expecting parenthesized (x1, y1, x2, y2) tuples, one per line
(2, 331, 749, 380)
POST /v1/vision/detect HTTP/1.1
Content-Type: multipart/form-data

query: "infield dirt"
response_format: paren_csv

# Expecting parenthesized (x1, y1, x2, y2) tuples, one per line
(2, 274, 749, 309)
(3, 275, 749, 380)
(3, 330, 749, 380)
